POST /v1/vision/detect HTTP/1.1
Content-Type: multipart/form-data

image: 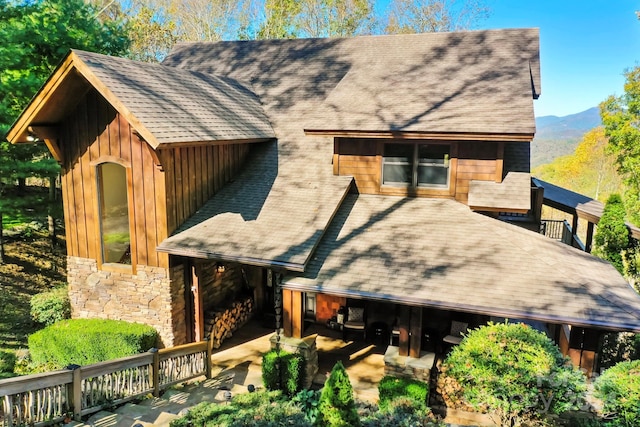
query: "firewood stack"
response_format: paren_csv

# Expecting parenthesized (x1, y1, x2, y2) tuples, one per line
(206, 296, 254, 348)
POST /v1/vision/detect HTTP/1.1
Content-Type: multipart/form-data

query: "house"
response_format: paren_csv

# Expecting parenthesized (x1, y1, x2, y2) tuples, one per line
(7, 28, 640, 376)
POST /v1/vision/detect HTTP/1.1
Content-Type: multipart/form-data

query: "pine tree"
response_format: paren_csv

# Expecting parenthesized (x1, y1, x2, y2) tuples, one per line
(316, 361, 360, 427)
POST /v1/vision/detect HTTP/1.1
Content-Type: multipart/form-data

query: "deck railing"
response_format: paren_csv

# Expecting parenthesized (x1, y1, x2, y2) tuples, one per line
(540, 219, 585, 251)
(0, 339, 212, 427)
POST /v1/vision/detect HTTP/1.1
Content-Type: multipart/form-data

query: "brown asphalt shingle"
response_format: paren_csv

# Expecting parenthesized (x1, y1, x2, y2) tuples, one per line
(283, 194, 640, 332)
(73, 50, 274, 147)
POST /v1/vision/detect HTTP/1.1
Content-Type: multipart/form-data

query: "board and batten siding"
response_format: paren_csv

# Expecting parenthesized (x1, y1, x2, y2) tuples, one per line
(60, 88, 250, 270)
(334, 138, 508, 203)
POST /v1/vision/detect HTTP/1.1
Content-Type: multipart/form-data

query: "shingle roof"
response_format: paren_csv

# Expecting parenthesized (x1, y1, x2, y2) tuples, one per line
(157, 29, 540, 268)
(72, 50, 274, 147)
(468, 172, 531, 211)
(164, 29, 540, 136)
(283, 194, 640, 332)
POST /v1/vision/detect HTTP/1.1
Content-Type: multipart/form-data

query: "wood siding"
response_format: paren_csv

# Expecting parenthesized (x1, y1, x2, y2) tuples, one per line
(60, 89, 250, 270)
(334, 138, 504, 204)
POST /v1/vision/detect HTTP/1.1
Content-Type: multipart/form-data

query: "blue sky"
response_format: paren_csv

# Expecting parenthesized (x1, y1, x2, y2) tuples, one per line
(482, 0, 640, 117)
(375, 1, 640, 117)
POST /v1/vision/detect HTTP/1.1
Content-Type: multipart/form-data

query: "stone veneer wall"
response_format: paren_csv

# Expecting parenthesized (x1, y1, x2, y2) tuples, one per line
(67, 256, 187, 347)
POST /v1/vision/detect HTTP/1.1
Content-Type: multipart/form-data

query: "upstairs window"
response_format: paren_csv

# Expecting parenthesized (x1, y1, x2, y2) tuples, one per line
(97, 163, 131, 265)
(382, 143, 450, 188)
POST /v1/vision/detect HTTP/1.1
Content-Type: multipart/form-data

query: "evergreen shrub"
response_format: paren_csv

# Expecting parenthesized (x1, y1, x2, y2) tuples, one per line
(30, 285, 71, 326)
(378, 375, 429, 412)
(440, 322, 586, 426)
(28, 318, 157, 368)
(316, 361, 360, 427)
(169, 390, 311, 427)
(261, 349, 304, 396)
(592, 194, 630, 273)
(594, 359, 640, 427)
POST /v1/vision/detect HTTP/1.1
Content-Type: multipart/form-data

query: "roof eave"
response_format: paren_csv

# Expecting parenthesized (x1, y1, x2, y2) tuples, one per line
(303, 129, 535, 142)
(282, 280, 640, 333)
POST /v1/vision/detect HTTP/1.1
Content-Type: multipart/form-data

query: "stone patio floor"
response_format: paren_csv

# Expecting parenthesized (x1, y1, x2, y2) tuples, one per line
(208, 317, 386, 402)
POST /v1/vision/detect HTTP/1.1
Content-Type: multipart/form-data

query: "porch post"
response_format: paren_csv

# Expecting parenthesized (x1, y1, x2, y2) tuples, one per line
(191, 263, 205, 342)
(585, 222, 595, 253)
(281, 289, 303, 339)
(409, 306, 423, 358)
(398, 307, 411, 357)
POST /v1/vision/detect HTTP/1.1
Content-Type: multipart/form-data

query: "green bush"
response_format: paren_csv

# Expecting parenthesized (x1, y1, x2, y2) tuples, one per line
(292, 388, 321, 424)
(598, 332, 640, 370)
(440, 322, 587, 426)
(316, 361, 360, 427)
(30, 286, 71, 326)
(361, 397, 443, 427)
(378, 375, 429, 412)
(170, 390, 311, 427)
(0, 350, 16, 377)
(28, 319, 158, 368)
(594, 359, 640, 427)
(261, 349, 304, 396)
(592, 194, 631, 274)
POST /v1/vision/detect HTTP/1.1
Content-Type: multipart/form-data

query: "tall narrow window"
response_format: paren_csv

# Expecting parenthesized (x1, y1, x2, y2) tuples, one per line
(382, 142, 450, 189)
(97, 163, 131, 264)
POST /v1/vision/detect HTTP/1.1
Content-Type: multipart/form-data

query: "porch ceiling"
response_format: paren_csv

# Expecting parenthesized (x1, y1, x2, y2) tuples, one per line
(282, 194, 640, 332)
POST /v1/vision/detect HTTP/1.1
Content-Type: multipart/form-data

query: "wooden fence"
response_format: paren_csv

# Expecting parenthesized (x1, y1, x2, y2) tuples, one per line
(0, 339, 213, 427)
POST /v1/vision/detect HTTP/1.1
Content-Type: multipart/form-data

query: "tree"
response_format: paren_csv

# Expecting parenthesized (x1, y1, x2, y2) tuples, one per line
(592, 194, 631, 274)
(532, 127, 623, 202)
(120, 2, 178, 62)
(600, 66, 640, 226)
(384, 0, 490, 34)
(316, 361, 360, 427)
(0, 0, 130, 260)
(255, 0, 374, 39)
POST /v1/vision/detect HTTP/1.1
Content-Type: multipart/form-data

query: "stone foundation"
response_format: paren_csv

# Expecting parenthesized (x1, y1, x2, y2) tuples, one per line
(270, 333, 319, 389)
(383, 346, 435, 383)
(67, 256, 186, 347)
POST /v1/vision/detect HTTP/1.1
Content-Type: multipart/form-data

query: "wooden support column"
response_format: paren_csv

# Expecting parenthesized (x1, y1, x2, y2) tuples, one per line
(585, 222, 595, 253)
(282, 289, 293, 337)
(572, 215, 579, 236)
(191, 264, 204, 342)
(409, 306, 423, 358)
(398, 307, 411, 357)
(291, 291, 303, 339)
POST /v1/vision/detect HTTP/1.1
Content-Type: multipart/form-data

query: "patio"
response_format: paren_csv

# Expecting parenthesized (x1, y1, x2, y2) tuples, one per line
(209, 317, 388, 402)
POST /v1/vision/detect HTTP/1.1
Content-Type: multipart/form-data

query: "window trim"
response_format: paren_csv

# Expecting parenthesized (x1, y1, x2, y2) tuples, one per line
(92, 156, 136, 274)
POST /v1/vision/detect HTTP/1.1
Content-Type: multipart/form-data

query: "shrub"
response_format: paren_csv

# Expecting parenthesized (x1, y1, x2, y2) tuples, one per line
(378, 375, 429, 412)
(170, 390, 311, 427)
(361, 397, 443, 427)
(261, 349, 304, 396)
(598, 331, 640, 370)
(30, 285, 71, 326)
(316, 361, 360, 427)
(28, 319, 158, 368)
(592, 194, 630, 274)
(439, 322, 587, 426)
(0, 350, 16, 377)
(594, 359, 640, 427)
(292, 388, 321, 424)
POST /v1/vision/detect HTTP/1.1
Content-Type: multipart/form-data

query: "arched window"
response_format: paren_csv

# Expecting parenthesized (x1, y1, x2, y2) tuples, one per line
(97, 163, 131, 264)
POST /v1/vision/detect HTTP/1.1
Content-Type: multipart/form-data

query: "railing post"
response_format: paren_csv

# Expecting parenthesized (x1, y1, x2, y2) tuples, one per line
(205, 337, 213, 379)
(4, 395, 14, 427)
(149, 348, 160, 397)
(66, 364, 82, 421)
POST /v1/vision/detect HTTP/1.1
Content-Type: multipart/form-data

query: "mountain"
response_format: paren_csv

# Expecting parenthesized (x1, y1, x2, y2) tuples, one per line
(531, 107, 602, 167)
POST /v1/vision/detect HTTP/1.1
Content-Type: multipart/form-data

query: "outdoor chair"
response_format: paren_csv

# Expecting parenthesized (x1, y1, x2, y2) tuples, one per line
(442, 320, 468, 345)
(342, 305, 366, 341)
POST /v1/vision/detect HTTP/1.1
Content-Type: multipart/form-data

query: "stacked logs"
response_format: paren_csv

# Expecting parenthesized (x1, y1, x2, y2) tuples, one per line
(206, 297, 254, 348)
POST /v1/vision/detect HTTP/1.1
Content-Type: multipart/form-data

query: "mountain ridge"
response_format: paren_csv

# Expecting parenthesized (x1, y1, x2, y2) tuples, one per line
(532, 107, 602, 167)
